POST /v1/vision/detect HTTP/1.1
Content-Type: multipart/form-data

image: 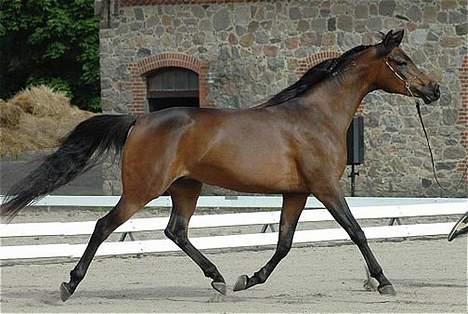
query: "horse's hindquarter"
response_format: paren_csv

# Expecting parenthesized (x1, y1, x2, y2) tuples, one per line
(186, 109, 309, 193)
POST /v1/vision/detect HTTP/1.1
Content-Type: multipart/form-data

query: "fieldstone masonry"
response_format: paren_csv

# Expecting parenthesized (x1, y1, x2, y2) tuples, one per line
(99, 0, 467, 197)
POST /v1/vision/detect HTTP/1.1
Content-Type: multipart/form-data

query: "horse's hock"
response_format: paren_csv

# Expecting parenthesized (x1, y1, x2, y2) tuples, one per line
(99, 0, 467, 197)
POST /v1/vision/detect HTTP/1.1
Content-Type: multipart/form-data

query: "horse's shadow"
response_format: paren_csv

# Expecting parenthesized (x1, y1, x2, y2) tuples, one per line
(2, 286, 245, 306)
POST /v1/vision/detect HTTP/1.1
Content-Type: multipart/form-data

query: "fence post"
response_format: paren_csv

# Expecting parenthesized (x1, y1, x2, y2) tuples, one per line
(119, 232, 135, 241)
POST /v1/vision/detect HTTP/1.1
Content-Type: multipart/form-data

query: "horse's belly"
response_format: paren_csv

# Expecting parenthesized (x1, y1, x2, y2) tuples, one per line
(189, 160, 307, 194)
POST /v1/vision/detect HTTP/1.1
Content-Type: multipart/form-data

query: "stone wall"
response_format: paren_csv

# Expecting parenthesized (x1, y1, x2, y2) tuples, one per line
(99, 0, 467, 197)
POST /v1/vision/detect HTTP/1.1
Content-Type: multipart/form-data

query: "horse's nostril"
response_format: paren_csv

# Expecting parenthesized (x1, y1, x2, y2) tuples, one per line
(433, 83, 440, 98)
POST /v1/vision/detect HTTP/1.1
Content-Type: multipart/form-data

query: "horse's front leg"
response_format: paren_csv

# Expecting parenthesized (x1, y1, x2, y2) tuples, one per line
(233, 193, 307, 291)
(314, 183, 396, 295)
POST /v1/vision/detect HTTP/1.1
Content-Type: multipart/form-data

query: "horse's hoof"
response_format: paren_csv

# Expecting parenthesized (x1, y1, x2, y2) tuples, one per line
(211, 281, 227, 295)
(59, 282, 73, 302)
(378, 284, 396, 296)
(233, 275, 248, 292)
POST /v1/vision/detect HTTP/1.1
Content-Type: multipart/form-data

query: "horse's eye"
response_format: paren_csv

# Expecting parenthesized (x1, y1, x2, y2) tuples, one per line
(394, 59, 407, 66)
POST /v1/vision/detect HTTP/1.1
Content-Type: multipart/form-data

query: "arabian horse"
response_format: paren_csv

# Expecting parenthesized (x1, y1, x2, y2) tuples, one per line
(1, 30, 440, 301)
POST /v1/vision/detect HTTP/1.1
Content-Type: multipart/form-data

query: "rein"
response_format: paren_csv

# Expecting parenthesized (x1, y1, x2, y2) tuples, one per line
(385, 60, 468, 193)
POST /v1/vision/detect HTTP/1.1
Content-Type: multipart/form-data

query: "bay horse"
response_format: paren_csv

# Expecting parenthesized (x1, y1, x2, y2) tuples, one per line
(1, 30, 440, 301)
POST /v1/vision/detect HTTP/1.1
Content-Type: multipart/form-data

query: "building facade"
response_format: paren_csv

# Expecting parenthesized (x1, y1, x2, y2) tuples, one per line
(97, 0, 467, 197)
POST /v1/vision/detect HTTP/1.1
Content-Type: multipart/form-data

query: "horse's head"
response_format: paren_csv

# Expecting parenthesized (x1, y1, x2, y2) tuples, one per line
(372, 30, 440, 104)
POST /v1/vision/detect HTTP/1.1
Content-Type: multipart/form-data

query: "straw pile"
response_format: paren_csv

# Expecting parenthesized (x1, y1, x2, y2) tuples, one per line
(0, 85, 95, 156)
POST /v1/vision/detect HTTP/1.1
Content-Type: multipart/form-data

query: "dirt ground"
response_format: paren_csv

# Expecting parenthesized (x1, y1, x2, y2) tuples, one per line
(1, 236, 466, 313)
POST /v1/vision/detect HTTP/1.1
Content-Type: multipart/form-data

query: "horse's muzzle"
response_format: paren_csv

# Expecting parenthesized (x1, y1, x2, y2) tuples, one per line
(417, 82, 440, 104)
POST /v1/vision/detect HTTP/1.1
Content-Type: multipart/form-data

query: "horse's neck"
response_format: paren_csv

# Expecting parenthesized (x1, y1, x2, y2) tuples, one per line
(301, 71, 374, 131)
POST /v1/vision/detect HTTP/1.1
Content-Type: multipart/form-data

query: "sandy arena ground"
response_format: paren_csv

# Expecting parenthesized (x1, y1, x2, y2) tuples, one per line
(1, 235, 467, 313)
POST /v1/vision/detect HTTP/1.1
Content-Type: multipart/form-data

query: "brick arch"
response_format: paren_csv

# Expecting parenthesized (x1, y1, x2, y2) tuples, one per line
(457, 55, 467, 180)
(296, 51, 364, 113)
(128, 53, 210, 114)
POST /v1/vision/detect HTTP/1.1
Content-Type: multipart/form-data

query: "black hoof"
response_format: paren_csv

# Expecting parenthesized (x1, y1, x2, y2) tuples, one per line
(211, 281, 227, 295)
(59, 282, 73, 302)
(378, 284, 396, 296)
(233, 275, 248, 292)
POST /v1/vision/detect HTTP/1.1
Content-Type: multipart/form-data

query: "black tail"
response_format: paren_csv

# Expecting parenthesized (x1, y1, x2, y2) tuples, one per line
(1, 114, 136, 222)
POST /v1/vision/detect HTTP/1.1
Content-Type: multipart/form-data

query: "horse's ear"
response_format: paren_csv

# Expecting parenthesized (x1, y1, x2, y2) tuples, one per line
(377, 29, 404, 56)
(390, 29, 404, 46)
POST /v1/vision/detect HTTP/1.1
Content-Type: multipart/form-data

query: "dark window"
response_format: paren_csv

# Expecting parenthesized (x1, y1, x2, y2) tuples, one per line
(147, 67, 199, 112)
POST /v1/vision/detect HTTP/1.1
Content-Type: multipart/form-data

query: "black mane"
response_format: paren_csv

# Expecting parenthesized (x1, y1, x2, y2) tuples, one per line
(259, 45, 371, 107)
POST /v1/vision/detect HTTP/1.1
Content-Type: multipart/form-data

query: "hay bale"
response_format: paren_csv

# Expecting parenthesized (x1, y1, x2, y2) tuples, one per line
(0, 100, 24, 128)
(0, 85, 95, 157)
(9, 85, 72, 117)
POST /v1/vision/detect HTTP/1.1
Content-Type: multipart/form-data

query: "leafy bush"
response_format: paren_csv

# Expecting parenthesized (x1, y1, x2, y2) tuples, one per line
(27, 78, 73, 99)
(0, 0, 101, 112)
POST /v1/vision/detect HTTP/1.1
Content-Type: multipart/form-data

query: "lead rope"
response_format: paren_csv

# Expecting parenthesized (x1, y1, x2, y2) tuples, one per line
(415, 99, 467, 193)
(385, 60, 467, 194)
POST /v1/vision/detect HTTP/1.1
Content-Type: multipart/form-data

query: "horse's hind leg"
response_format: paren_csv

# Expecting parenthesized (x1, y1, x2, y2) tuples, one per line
(59, 196, 143, 301)
(165, 179, 227, 295)
(315, 184, 395, 295)
(233, 193, 308, 292)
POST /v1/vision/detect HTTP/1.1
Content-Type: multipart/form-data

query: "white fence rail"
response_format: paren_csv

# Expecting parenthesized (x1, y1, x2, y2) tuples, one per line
(2, 195, 462, 208)
(0, 196, 466, 260)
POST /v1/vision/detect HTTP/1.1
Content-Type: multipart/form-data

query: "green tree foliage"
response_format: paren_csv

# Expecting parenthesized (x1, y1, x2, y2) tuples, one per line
(0, 0, 100, 111)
